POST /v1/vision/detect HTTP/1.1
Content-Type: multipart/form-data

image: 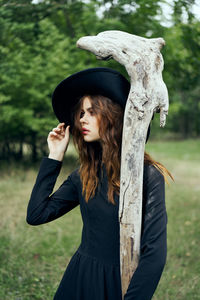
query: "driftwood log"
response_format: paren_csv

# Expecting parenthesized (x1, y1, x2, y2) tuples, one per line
(77, 30, 169, 298)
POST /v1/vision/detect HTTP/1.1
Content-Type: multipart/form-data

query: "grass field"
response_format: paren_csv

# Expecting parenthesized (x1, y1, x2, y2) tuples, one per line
(0, 139, 200, 300)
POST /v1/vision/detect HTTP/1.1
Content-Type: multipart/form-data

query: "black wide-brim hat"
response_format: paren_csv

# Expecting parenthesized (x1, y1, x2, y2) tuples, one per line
(52, 67, 151, 143)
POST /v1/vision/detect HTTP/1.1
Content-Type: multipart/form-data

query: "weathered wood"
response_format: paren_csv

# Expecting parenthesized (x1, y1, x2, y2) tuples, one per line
(77, 30, 169, 298)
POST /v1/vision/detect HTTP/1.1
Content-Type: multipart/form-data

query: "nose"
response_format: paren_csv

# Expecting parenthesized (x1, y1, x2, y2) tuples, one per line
(80, 113, 88, 125)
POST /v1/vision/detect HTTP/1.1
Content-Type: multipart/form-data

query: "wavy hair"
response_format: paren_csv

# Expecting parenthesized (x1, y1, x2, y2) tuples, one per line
(72, 95, 174, 205)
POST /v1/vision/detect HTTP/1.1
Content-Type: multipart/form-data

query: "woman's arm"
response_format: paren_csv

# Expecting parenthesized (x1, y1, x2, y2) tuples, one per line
(26, 157, 79, 226)
(124, 164, 167, 300)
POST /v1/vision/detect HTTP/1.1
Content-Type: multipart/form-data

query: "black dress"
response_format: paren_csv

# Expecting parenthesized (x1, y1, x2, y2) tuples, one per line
(26, 157, 167, 300)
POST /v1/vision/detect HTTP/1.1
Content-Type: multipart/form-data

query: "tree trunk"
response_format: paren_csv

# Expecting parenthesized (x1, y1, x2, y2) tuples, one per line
(31, 132, 37, 162)
(77, 30, 169, 298)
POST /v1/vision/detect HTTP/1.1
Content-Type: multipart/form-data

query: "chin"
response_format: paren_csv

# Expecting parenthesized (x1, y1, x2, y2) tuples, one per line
(84, 137, 100, 143)
(83, 137, 93, 142)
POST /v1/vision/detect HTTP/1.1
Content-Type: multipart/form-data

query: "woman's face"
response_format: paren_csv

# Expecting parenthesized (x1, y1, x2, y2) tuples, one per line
(80, 96, 101, 143)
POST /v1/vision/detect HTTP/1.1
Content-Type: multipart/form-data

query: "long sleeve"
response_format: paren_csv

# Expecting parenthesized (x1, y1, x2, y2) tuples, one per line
(124, 164, 167, 300)
(26, 157, 80, 226)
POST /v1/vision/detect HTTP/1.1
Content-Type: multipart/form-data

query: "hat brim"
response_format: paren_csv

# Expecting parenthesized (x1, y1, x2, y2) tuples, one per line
(52, 67, 151, 143)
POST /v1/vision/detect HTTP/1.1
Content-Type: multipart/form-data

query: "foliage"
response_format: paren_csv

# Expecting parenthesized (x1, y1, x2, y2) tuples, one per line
(0, 0, 199, 161)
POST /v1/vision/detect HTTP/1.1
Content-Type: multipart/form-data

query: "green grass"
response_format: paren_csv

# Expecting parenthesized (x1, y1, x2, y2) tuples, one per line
(0, 139, 200, 299)
(146, 139, 200, 300)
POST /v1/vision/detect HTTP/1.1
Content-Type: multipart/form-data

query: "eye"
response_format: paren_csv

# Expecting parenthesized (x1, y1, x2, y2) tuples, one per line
(80, 111, 84, 118)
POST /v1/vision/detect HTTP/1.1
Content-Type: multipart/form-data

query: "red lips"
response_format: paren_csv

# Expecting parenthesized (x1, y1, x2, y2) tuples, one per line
(82, 128, 90, 134)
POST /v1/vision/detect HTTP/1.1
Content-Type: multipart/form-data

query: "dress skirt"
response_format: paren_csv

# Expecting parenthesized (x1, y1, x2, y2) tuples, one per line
(54, 248, 122, 300)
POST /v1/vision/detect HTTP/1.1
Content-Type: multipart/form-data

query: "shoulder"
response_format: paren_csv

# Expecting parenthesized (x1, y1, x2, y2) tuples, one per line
(143, 163, 165, 196)
(142, 163, 167, 221)
(68, 167, 81, 188)
(144, 162, 164, 183)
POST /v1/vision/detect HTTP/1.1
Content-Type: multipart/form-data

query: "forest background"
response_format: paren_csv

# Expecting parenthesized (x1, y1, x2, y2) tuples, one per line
(0, 0, 200, 162)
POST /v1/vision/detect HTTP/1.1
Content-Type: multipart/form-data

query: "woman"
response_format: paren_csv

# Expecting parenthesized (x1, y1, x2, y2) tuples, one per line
(26, 67, 173, 300)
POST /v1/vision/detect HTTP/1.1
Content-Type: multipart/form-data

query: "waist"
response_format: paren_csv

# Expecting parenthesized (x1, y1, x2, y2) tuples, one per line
(78, 244, 120, 266)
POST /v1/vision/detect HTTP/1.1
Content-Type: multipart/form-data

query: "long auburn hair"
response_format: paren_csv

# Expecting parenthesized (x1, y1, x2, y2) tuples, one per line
(72, 95, 174, 205)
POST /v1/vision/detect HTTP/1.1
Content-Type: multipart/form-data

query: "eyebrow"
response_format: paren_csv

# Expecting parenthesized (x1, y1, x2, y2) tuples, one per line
(81, 107, 93, 112)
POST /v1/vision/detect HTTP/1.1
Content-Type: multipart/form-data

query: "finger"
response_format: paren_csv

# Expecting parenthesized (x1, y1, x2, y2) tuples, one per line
(53, 127, 61, 133)
(57, 123, 65, 129)
(60, 124, 69, 136)
(59, 123, 67, 135)
(59, 127, 66, 136)
(53, 128, 65, 137)
(65, 125, 70, 135)
(49, 131, 62, 139)
(49, 131, 58, 137)
(65, 125, 70, 133)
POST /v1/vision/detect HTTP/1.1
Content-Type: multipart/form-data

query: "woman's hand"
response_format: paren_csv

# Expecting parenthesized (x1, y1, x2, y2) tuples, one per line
(47, 123, 70, 161)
